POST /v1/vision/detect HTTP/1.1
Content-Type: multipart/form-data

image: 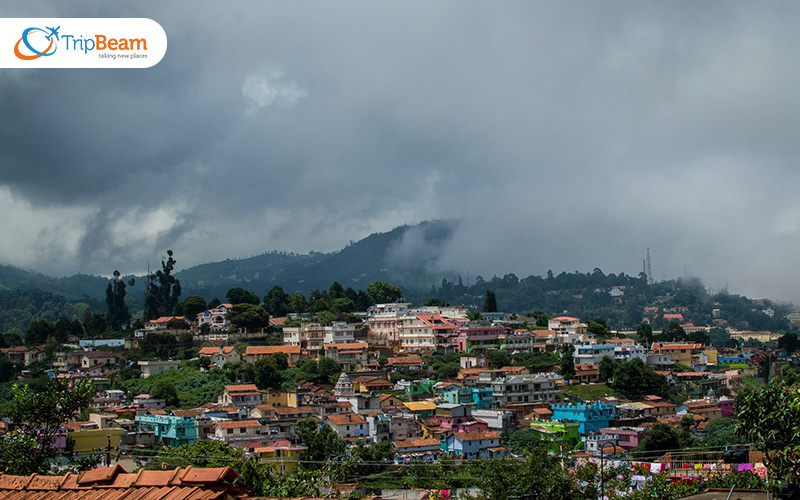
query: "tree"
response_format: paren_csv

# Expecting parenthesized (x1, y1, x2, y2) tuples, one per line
(349, 440, 394, 479)
(226, 287, 260, 306)
(598, 355, 615, 383)
(531, 309, 550, 328)
(736, 381, 800, 495)
(636, 322, 653, 347)
(251, 356, 282, 390)
(288, 292, 308, 314)
(25, 319, 53, 345)
(226, 304, 269, 331)
(264, 286, 289, 317)
(559, 344, 575, 380)
(150, 379, 179, 407)
(366, 281, 402, 304)
(1, 378, 95, 475)
(483, 290, 498, 313)
(507, 429, 541, 454)
(144, 250, 182, 321)
(467, 310, 483, 321)
(318, 357, 342, 382)
(166, 317, 191, 330)
(177, 295, 208, 319)
(661, 321, 687, 342)
(316, 310, 336, 325)
(83, 313, 107, 338)
(424, 298, 445, 307)
(480, 445, 588, 500)
(634, 422, 681, 457)
(587, 318, 610, 338)
(778, 332, 800, 353)
(781, 363, 799, 386)
(704, 417, 738, 448)
(294, 418, 346, 464)
(611, 358, 668, 399)
(105, 270, 133, 330)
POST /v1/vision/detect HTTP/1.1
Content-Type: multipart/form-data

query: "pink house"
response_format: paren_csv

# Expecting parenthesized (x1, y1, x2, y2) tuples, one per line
(718, 397, 734, 418)
(133, 394, 166, 410)
(600, 427, 648, 450)
(453, 420, 488, 433)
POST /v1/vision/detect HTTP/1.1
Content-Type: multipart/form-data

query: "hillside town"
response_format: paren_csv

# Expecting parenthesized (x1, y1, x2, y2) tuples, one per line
(1, 277, 797, 499)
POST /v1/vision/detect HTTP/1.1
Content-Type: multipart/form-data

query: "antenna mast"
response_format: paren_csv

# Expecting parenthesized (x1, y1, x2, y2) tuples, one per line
(646, 248, 653, 285)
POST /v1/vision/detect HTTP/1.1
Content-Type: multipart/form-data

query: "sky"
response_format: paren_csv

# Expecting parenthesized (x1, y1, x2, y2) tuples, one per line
(2, 2, 800, 303)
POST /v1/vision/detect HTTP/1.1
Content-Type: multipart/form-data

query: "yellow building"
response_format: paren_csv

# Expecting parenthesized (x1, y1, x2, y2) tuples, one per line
(68, 427, 124, 456)
(265, 389, 298, 408)
(702, 349, 718, 366)
(650, 343, 703, 366)
(254, 443, 306, 474)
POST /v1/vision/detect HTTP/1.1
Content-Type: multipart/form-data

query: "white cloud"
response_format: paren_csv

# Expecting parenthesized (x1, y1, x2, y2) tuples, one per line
(242, 70, 307, 114)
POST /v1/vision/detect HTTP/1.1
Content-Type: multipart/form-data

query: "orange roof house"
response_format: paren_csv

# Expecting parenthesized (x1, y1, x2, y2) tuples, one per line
(0, 464, 244, 499)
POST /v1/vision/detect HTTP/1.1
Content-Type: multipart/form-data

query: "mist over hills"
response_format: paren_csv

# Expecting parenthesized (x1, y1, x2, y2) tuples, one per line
(0, 219, 793, 333)
(0, 220, 461, 303)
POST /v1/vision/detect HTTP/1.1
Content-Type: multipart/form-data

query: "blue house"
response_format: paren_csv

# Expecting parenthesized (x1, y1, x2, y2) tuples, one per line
(442, 387, 494, 409)
(135, 413, 198, 447)
(551, 402, 614, 435)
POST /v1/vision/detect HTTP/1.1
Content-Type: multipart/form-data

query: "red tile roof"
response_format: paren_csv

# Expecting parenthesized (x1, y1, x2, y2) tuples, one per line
(454, 430, 500, 441)
(224, 384, 259, 393)
(393, 439, 441, 449)
(0, 465, 241, 499)
(328, 413, 367, 426)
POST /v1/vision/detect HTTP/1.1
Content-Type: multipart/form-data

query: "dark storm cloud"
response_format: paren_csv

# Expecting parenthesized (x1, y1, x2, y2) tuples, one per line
(2, 1, 800, 302)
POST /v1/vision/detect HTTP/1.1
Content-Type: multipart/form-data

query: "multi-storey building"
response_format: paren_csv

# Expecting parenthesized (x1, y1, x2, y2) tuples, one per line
(323, 322, 356, 344)
(196, 303, 233, 330)
(135, 413, 198, 447)
(367, 303, 413, 346)
(478, 372, 562, 406)
(398, 314, 458, 353)
(282, 323, 325, 358)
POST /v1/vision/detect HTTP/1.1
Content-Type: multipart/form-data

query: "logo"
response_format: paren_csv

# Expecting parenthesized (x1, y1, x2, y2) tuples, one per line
(14, 26, 60, 60)
(0, 18, 167, 68)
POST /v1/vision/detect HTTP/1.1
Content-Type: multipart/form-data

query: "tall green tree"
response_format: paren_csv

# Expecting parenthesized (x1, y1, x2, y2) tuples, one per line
(636, 322, 653, 347)
(144, 250, 182, 321)
(598, 355, 615, 382)
(105, 270, 133, 330)
(559, 344, 575, 380)
(483, 289, 498, 312)
(264, 286, 290, 317)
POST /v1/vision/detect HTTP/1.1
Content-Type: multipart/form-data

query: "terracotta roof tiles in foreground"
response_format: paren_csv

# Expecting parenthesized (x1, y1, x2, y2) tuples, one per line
(0, 464, 243, 499)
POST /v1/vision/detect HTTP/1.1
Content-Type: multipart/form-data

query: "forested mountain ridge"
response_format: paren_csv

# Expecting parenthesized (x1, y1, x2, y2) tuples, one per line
(0, 220, 793, 332)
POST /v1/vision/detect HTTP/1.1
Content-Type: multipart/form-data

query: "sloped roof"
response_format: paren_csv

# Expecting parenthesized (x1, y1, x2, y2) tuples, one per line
(0, 465, 241, 499)
(454, 430, 500, 441)
(223, 384, 259, 394)
(328, 413, 367, 426)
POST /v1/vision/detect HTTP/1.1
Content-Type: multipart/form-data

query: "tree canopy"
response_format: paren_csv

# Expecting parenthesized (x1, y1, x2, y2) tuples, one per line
(144, 250, 182, 321)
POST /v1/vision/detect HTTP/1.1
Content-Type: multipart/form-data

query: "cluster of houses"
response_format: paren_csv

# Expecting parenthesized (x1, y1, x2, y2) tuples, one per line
(2, 301, 791, 474)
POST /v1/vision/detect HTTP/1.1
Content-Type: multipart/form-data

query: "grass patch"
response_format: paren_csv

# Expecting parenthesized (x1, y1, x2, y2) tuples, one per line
(565, 383, 619, 400)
